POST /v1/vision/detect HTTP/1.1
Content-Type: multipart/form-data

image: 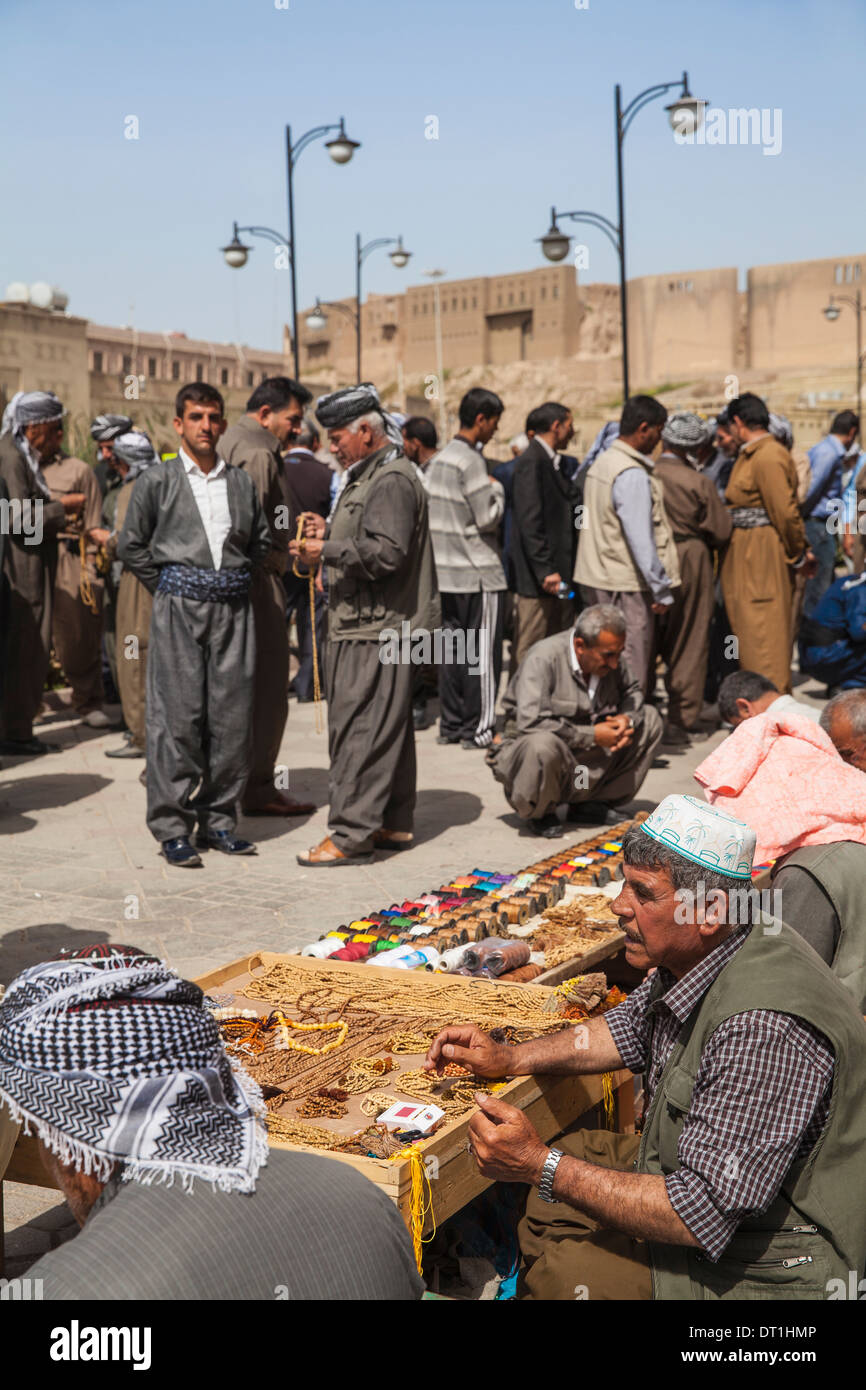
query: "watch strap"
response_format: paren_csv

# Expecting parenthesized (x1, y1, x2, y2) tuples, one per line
(538, 1146, 564, 1203)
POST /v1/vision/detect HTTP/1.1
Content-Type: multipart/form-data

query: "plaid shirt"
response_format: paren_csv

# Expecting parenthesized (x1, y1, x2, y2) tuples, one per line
(605, 928, 834, 1261)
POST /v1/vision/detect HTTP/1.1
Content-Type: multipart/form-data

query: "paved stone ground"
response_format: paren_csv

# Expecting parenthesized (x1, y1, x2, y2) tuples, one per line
(0, 671, 827, 1273)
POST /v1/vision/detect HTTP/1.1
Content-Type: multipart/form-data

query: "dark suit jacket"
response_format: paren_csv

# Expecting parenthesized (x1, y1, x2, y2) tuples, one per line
(510, 440, 582, 597)
(117, 455, 272, 593)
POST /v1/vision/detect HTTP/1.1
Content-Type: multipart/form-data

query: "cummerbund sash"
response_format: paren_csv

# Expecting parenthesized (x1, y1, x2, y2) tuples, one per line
(730, 506, 771, 529)
(156, 563, 251, 602)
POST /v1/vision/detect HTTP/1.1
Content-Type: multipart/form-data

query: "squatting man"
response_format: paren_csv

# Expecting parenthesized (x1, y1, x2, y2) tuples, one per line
(426, 795, 866, 1300)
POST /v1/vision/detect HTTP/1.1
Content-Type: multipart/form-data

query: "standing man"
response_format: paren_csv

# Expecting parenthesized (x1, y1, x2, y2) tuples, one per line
(118, 383, 272, 867)
(289, 385, 438, 866)
(283, 417, 333, 703)
(90, 413, 133, 498)
(103, 432, 160, 760)
(426, 388, 507, 749)
(654, 414, 732, 746)
(575, 395, 679, 694)
(401, 417, 439, 478)
(42, 444, 111, 728)
(802, 409, 859, 616)
(221, 377, 315, 818)
(510, 402, 581, 665)
(0, 391, 73, 755)
(722, 392, 814, 693)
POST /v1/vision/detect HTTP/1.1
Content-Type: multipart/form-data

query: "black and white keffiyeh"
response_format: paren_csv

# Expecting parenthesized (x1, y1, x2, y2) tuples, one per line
(0, 946, 267, 1194)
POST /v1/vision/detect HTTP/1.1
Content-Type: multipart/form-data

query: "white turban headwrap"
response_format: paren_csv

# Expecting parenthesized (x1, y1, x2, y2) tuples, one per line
(0, 390, 64, 499)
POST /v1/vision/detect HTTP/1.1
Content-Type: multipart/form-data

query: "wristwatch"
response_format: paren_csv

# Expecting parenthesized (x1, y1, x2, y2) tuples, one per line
(538, 1147, 564, 1203)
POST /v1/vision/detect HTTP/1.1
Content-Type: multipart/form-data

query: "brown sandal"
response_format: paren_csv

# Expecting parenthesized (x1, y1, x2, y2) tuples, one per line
(296, 835, 373, 867)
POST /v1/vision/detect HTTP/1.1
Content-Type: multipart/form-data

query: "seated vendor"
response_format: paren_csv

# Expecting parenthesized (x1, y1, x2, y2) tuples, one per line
(0, 945, 422, 1301)
(799, 571, 866, 693)
(718, 669, 821, 726)
(820, 688, 866, 773)
(426, 795, 866, 1301)
(489, 604, 663, 837)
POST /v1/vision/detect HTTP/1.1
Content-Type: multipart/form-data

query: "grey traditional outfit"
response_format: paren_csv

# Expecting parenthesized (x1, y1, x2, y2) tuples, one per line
(41, 451, 106, 716)
(117, 451, 271, 843)
(315, 386, 439, 857)
(221, 415, 291, 812)
(0, 392, 67, 745)
(771, 840, 866, 1012)
(491, 628, 663, 820)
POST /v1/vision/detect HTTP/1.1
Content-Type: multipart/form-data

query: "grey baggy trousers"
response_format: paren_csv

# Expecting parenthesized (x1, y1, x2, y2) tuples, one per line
(146, 591, 255, 841)
(326, 639, 416, 854)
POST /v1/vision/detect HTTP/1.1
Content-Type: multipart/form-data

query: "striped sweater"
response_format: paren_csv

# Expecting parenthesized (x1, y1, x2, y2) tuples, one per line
(426, 436, 506, 593)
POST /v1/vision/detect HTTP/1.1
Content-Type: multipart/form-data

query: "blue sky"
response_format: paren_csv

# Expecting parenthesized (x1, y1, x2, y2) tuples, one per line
(2, 0, 863, 351)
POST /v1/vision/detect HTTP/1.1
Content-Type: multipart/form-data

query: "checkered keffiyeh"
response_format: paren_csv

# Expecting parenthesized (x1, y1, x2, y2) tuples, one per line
(0, 947, 267, 1194)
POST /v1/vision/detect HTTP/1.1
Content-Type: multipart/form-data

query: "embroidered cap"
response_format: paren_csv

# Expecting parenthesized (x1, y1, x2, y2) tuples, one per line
(640, 794, 755, 880)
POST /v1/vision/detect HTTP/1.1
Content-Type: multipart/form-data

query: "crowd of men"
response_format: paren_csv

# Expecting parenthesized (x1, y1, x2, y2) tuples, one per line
(0, 379, 864, 866)
(2, 375, 866, 1305)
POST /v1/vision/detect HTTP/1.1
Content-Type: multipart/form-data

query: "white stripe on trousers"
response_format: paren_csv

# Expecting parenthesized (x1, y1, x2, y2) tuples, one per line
(472, 588, 499, 746)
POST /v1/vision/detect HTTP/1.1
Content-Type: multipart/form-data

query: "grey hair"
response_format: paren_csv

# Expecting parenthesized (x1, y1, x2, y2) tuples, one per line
(820, 689, 866, 738)
(294, 416, 320, 451)
(574, 604, 626, 645)
(622, 824, 754, 922)
(345, 410, 386, 438)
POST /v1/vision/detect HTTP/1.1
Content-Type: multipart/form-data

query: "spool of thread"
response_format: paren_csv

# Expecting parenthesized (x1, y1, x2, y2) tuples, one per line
(331, 941, 371, 961)
(438, 944, 472, 972)
(500, 900, 529, 925)
(301, 938, 346, 959)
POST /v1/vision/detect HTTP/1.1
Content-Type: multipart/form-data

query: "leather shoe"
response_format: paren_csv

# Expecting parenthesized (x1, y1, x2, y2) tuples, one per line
(530, 813, 565, 839)
(105, 743, 145, 759)
(297, 835, 373, 866)
(242, 795, 315, 817)
(161, 837, 203, 867)
(565, 800, 624, 827)
(0, 737, 60, 756)
(195, 831, 257, 855)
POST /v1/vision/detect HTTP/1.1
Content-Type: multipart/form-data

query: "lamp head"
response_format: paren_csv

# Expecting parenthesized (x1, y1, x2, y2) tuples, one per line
(221, 225, 251, 269)
(305, 300, 328, 331)
(326, 118, 360, 165)
(389, 238, 411, 270)
(538, 219, 570, 263)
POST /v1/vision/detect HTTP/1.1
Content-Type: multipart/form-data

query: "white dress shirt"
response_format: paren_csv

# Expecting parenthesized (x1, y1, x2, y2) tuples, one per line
(568, 630, 600, 703)
(535, 434, 562, 472)
(180, 447, 232, 570)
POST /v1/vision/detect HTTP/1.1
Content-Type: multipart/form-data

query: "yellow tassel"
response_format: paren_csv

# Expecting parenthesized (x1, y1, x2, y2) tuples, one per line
(389, 1143, 436, 1275)
(602, 1071, 616, 1130)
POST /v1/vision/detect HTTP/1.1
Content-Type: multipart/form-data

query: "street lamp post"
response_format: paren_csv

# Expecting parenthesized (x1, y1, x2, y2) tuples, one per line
(537, 73, 707, 402)
(356, 234, 411, 381)
(221, 117, 360, 379)
(823, 290, 864, 413)
(424, 269, 447, 441)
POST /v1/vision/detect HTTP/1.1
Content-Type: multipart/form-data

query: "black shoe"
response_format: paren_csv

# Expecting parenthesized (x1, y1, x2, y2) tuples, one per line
(195, 830, 257, 855)
(105, 743, 145, 759)
(566, 800, 623, 827)
(161, 837, 203, 867)
(530, 813, 565, 838)
(0, 737, 60, 756)
(662, 723, 692, 748)
(413, 702, 432, 731)
(436, 734, 461, 745)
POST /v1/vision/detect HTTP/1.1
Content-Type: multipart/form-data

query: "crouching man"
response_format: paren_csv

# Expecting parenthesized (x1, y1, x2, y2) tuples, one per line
(489, 604, 662, 836)
(426, 795, 866, 1300)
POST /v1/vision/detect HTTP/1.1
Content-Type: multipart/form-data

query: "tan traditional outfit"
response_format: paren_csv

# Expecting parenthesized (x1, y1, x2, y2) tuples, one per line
(42, 454, 105, 715)
(721, 434, 806, 693)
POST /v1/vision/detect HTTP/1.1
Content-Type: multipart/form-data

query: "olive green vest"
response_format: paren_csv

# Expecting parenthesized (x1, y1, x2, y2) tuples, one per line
(326, 445, 440, 641)
(776, 843, 866, 1013)
(638, 922, 866, 1300)
(574, 440, 681, 593)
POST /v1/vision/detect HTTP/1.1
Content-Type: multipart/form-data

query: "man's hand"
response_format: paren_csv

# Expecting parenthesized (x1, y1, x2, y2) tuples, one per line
(801, 548, 819, 578)
(289, 537, 324, 565)
(542, 572, 562, 595)
(468, 1094, 549, 1184)
(88, 528, 111, 546)
(62, 493, 85, 514)
(300, 511, 326, 540)
(594, 715, 633, 750)
(424, 1025, 511, 1079)
(843, 530, 855, 559)
(650, 600, 668, 615)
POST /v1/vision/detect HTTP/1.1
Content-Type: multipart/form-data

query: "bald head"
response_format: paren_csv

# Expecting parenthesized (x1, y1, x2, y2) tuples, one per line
(820, 690, 866, 772)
